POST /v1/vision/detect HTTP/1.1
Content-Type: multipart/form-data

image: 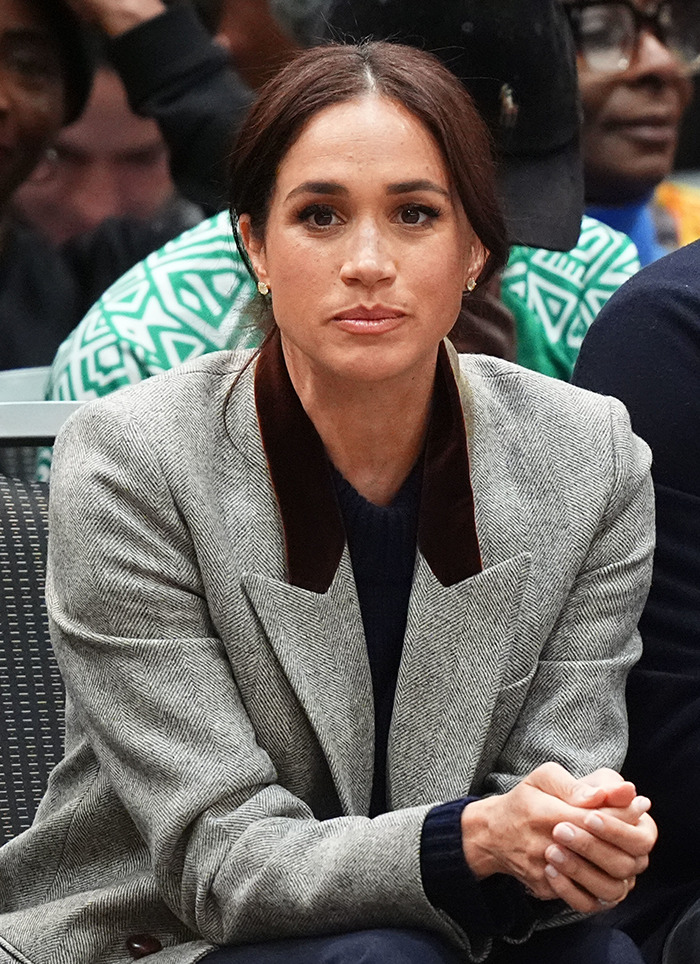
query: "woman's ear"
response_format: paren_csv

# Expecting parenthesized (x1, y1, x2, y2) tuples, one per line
(238, 214, 269, 287)
(466, 241, 489, 286)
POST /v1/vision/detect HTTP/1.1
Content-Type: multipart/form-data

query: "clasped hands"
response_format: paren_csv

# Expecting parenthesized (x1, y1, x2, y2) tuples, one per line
(460, 762, 657, 914)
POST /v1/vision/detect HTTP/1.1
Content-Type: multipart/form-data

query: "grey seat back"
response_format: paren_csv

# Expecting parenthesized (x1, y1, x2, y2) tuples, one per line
(0, 369, 84, 481)
(0, 475, 64, 846)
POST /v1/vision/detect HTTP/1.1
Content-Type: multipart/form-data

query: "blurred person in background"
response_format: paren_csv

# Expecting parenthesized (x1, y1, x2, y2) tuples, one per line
(572, 238, 700, 964)
(1, 0, 327, 371)
(561, 0, 700, 264)
(0, 0, 92, 369)
(0, 0, 213, 373)
(192, 0, 328, 91)
(62, 0, 329, 213)
(12, 50, 201, 246)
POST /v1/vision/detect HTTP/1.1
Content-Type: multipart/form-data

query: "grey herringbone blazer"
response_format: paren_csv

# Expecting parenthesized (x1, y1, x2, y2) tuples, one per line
(0, 341, 654, 964)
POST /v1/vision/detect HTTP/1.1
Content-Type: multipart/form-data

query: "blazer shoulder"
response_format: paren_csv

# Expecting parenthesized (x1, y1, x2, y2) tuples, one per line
(57, 349, 256, 436)
(459, 353, 629, 426)
(457, 353, 651, 490)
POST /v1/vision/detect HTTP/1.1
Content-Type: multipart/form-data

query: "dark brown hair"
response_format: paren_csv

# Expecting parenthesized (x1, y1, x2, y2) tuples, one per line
(229, 40, 508, 330)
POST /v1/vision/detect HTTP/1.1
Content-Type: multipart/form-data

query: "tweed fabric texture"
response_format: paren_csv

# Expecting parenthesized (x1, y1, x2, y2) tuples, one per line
(0, 346, 653, 964)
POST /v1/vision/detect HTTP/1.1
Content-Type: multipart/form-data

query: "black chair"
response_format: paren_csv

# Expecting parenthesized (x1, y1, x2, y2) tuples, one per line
(0, 474, 64, 846)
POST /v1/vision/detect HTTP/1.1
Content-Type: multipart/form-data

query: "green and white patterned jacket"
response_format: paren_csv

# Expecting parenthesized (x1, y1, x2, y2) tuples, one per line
(40, 211, 639, 477)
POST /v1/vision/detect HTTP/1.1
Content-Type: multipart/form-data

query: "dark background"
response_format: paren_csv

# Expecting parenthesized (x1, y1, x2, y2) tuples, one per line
(675, 76, 700, 171)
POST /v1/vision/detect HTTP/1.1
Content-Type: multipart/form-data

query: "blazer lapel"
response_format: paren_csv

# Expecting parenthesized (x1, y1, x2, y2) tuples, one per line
(241, 551, 374, 816)
(388, 349, 538, 807)
(388, 550, 532, 808)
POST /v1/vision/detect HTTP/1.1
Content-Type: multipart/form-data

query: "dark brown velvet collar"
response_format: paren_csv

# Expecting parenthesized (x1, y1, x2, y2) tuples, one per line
(254, 331, 482, 593)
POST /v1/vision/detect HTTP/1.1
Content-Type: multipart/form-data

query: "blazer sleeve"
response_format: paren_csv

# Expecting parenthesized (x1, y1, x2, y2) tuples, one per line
(46, 400, 465, 953)
(484, 395, 655, 794)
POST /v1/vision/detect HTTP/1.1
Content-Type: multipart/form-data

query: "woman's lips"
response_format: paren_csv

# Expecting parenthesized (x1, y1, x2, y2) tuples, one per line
(332, 306, 406, 334)
(608, 116, 678, 145)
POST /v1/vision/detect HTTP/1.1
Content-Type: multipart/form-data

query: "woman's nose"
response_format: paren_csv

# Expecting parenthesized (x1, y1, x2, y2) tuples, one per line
(633, 28, 691, 85)
(339, 221, 396, 288)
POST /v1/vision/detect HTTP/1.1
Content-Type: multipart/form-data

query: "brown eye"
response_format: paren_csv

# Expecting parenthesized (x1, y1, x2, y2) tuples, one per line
(401, 206, 423, 224)
(298, 204, 339, 228)
(312, 209, 334, 226)
(398, 204, 440, 225)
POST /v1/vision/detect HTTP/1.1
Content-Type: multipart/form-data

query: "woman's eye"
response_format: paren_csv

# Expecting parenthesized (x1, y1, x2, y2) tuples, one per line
(399, 205, 439, 225)
(299, 205, 339, 228)
(0, 41, 62, 85)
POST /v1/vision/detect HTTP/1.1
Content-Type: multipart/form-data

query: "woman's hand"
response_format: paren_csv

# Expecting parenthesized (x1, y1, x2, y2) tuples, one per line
(460, 762, 657, 911)
(542, 766, 656, 912)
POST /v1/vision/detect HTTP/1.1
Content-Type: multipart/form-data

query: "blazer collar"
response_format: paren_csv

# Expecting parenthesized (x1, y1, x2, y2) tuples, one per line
(254, 330, 482, 593)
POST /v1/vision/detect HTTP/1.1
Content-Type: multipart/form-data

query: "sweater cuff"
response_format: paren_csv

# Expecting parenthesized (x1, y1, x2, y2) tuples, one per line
(420, 798, 559, 939)
(107, 6, 232, 109)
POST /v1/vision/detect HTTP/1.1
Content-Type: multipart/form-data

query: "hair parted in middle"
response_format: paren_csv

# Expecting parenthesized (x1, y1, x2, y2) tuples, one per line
(229, 40, 509, 330)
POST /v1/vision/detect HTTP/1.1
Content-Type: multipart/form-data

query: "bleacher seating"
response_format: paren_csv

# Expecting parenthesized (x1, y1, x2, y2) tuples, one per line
(0, 475, 62, 846)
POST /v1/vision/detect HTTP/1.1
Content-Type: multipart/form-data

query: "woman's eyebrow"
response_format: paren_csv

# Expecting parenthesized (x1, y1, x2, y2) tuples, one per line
(387, 180, 450, 198)
(285, 181, 347, 201)
(284, 179, 451, 202)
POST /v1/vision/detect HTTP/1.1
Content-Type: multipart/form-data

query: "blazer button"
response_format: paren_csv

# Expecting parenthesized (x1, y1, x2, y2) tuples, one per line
(126, 935, 163, 959)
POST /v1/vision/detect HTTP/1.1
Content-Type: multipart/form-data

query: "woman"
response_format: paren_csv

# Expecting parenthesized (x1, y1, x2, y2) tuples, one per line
(0, 42, 655, 964)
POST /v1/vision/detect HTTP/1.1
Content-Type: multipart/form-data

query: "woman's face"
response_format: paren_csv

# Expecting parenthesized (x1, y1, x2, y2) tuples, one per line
(570, 0, 693, 203)
(242, 95, 484, 390)
(0, 0, 66, 210)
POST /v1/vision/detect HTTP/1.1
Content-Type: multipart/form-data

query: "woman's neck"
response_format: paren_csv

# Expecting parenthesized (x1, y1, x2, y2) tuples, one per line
(284, 354, 435, 507)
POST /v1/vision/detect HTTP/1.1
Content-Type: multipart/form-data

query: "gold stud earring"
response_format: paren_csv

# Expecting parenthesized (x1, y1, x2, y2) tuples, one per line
(466, 278, 477, 292)
(257, 281, 270, 296)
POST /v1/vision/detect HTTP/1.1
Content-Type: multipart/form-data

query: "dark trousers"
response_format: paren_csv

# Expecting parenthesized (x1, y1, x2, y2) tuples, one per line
(201, 921, 644, 963)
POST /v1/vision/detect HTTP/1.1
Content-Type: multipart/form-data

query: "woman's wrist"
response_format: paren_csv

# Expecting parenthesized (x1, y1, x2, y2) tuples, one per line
(460, 796, 500, 879)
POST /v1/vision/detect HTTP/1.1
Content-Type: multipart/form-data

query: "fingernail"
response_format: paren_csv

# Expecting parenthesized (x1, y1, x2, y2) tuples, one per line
(585, 813, 604, 832)
(575, 785, 598, 803)
(554, 823, 575, 843)
(545, 864, 560, 879)
(547, 846, 566, 865)
(633, 796, 651, 814)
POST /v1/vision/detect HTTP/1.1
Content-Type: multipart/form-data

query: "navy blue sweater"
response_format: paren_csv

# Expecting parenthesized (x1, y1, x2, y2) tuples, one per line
(332, 462, 545, 939)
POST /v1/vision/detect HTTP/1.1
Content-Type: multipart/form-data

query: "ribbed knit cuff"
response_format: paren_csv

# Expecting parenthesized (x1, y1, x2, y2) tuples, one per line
(108, 6, 231, 108)
(420, 798, 560, 939)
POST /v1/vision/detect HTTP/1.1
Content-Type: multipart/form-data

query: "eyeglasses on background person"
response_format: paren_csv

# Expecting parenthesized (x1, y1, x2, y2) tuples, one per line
(563, 0, 700, 74)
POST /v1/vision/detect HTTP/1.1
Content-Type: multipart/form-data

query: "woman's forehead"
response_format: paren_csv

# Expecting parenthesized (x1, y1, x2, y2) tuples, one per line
(276, 95, 450, 183)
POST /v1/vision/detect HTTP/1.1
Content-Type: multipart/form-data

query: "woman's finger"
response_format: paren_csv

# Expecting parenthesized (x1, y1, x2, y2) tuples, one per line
(541, 864, 615, 914)
(597, 795, 652, 826)
(582, 810, 657, 856)
(524, 762, 607, 809)
(551, 819, 652, 878)
(544, 842, 637, 902)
